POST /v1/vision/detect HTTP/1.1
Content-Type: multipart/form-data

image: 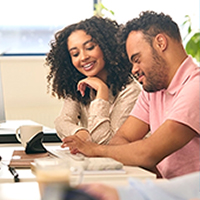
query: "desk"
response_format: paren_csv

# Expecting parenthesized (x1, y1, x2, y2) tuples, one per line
(0, 143, 156, 200)
(0, 182, 40, 200)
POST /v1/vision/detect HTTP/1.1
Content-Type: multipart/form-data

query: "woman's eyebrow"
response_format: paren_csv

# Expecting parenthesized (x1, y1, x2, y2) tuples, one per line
(69, 47, 77, 52)
(69, 38, 94, 52)
(83, 38, 95, 46)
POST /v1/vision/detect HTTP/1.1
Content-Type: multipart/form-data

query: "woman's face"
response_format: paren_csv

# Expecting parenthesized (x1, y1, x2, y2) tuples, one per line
(67, 30, 106, 80)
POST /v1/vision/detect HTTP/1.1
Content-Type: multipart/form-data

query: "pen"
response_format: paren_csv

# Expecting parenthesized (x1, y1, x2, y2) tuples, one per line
(8, 166, 20, 182)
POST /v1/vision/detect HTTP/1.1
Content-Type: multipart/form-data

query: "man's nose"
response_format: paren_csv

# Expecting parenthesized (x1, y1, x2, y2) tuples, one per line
(131, 64, 139, 75)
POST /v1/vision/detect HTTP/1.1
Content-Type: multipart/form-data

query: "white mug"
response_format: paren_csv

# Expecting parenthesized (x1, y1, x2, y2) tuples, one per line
(16, 125, 43, 148)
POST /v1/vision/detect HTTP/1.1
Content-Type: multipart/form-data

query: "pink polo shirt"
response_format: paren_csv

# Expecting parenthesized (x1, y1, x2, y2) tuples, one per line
(130, 56, 200, 179)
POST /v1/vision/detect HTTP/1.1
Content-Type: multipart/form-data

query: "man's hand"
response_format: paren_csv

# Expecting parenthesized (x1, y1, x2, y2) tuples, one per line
(64, 130, 91, 154)
(75, 130, 92, 142)
(61, 135, 99, 157)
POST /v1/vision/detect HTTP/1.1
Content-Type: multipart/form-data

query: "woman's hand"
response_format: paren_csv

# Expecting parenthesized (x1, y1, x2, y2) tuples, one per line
(61, 135, 99, 157)
(77, 77, 109, 101)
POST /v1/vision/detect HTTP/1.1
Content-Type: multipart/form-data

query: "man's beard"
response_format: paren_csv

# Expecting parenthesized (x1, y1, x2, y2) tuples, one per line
(143, 48, 168, 93)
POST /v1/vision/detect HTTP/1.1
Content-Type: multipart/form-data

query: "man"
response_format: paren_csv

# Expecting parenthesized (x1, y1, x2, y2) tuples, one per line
(62, 11, 200, 179)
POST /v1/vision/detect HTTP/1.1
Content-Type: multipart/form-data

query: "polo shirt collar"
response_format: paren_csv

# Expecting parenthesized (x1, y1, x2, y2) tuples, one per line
(166, 56, 194, 95)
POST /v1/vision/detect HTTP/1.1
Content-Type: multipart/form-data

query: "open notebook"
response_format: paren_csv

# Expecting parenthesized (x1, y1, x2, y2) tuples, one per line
(47, 147, 124, 173)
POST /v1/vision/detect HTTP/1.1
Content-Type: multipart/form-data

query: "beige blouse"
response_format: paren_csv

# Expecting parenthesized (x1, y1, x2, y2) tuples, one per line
(54, 79, 141, 144)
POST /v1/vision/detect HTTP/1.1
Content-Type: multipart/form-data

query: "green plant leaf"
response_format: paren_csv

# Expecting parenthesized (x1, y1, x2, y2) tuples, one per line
(94, 2, 114, 17)
(182, 20, 188, 26)
(188, 26, 192, 34)
(186, 32, 200, 62)
(110, 10, 114, 15)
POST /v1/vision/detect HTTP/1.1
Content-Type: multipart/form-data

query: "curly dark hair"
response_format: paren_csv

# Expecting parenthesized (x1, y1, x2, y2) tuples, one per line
(117, 10, 182, 54)
(45, 16, 132, 105)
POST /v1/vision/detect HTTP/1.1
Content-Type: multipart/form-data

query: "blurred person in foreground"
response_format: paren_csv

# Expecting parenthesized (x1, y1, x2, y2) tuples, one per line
(42, 172, 200, 200)
(80, 171, 200, 200)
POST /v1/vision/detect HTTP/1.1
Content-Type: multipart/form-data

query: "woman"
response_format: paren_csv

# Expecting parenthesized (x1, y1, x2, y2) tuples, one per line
(45, 16, 141, 145)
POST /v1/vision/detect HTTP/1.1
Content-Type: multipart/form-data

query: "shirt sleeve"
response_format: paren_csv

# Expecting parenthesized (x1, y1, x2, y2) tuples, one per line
(54, 97, 87, 140)
(129, 90, 150, 124)
(167, 76, 200, 134)
(88, 80, 141, 144)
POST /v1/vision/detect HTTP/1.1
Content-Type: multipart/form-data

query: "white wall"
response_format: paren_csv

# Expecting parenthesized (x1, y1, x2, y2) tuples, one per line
(102, 0, 199, 46)
(0, 56, 62, 128)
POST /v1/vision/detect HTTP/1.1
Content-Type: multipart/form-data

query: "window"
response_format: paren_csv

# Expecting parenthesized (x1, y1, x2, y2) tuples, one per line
(0, 0, 199, 55)
(0, 0, 94, 55)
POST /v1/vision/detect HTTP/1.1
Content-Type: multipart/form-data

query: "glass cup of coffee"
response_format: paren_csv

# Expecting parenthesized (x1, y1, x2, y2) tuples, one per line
(34, 157, 84, 198)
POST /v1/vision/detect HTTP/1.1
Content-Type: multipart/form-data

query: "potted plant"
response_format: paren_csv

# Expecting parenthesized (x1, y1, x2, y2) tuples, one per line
(182, 15, 200, 62)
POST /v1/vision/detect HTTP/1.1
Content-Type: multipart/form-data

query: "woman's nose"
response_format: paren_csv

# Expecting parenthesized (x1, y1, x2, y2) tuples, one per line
(81, 50, 89, 61)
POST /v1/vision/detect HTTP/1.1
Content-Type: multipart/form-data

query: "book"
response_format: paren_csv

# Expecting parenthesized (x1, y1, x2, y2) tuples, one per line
(9, 150, 50, 169)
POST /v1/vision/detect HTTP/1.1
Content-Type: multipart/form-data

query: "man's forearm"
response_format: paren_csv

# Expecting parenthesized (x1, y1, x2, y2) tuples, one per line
(93, 142, 138, 165)
(93, 139, 158, 175)
(108, 135, 130, 145)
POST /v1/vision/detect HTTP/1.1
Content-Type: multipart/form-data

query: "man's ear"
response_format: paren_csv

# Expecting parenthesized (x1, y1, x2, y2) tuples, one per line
(154, 34, 167, 51)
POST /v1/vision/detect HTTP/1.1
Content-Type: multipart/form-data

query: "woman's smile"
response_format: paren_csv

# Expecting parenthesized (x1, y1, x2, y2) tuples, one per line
(82, 61, 96, 71)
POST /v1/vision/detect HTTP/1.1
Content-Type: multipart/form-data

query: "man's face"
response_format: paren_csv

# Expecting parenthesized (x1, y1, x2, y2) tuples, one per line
(126, 31, 169, 92)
